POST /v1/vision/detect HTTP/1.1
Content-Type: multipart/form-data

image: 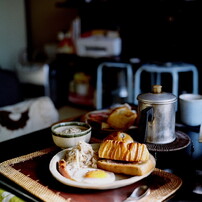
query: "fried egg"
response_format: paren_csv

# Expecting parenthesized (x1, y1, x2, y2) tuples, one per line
(71, 168, 115, 184)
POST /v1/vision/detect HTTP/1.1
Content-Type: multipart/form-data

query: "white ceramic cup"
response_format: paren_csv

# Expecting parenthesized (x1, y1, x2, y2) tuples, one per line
(179, 94, 202, 126)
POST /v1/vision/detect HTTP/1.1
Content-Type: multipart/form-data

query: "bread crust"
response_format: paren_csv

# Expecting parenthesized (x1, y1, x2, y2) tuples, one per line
(98, 140, 150, 162)
(97, 154, 155, 176)
(103, 131, 134, 143)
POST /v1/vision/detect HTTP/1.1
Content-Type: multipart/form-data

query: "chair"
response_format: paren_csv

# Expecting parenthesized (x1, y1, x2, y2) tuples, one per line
(16, 63, 50, 97)
(96, 62, 133, 109)
(0, 67, 59, 142)
(134, 62, 199, 104)
(0, 96, 59, 142)
(0, 68, 23, 107)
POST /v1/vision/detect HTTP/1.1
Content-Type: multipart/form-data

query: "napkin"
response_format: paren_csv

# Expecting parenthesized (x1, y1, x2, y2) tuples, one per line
(0, 188, 25, 202)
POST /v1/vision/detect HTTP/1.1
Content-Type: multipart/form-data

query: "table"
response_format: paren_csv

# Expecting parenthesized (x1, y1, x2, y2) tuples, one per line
(0, 117, 202, 202)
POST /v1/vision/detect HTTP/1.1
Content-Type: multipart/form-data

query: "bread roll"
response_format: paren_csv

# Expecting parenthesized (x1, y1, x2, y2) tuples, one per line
(98, 140, 150, 162)
(97, 154, 155, 176)
(107, 105, 137, 130)
(103, 132, 134, 143)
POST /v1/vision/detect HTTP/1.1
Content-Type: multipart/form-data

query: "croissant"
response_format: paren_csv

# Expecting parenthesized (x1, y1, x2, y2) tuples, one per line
(98, 140, 149, 162)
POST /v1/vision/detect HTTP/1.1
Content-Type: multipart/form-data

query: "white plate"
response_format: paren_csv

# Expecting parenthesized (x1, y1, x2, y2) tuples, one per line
(49, 144, 156, 190)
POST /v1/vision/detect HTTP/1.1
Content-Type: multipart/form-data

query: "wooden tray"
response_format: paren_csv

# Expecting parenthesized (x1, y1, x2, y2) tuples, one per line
(0, 146, 182, 202)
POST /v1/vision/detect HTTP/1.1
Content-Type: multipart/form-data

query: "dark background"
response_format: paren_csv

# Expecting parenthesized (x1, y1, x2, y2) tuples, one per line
(55, 0, 202, 63)
(24, 0, 202, 108)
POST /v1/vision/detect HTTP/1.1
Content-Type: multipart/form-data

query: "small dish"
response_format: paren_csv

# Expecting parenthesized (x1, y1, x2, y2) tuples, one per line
(81, 109, 112, 131)
(81, 109, 137, 138)
(51, 121, 92, 148)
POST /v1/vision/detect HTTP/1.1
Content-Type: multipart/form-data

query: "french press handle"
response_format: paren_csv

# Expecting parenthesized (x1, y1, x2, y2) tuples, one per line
(137, 107, 154, 143)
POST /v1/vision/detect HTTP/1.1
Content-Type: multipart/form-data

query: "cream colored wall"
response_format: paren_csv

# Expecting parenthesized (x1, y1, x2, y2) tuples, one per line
(0, 0, 26, 70)
(0, 0, 77, 70)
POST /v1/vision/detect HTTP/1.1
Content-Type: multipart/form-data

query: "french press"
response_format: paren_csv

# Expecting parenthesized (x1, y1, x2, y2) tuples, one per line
(137, 85, 177, 144)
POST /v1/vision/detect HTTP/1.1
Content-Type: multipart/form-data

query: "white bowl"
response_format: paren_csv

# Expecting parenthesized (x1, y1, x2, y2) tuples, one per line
(51, 121, 92, 148)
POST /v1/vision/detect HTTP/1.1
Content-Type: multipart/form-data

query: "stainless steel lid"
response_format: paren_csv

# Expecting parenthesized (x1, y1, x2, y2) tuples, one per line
(137, 85, 177, 104)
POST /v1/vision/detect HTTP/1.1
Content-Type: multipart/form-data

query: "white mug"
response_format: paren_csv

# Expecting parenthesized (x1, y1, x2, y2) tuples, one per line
(179, 94, 202, 126)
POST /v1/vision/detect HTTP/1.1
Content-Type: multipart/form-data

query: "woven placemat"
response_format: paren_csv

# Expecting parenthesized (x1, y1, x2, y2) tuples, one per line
(0, 147, 182, 202)
(139, 169, 182, 202)
(0, 147, 68, 202)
